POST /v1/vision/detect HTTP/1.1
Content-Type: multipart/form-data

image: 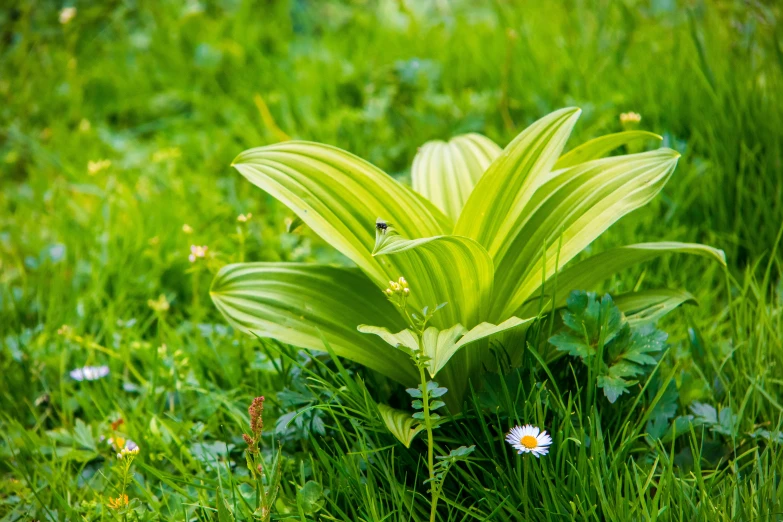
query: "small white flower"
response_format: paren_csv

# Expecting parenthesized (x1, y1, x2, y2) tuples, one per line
(188, 245, 208, 262)
(505, 424, 552, 457)
(59, 7, 76, 24)
(70, 365, 110, 381)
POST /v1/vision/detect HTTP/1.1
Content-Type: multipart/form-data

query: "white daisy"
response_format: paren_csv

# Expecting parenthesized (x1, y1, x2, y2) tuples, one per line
(505, 424, 552, 457)
(70, 365, 109, 381)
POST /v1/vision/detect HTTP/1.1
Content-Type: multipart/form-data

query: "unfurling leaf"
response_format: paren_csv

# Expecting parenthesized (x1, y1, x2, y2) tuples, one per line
(378, 404, 425, 448)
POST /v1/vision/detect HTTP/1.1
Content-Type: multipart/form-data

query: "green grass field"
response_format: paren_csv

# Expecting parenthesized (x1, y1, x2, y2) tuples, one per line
(2, 1, 783, 520)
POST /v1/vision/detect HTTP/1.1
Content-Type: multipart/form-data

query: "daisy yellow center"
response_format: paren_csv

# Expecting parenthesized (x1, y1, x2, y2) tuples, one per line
(520, 435, 538, 449)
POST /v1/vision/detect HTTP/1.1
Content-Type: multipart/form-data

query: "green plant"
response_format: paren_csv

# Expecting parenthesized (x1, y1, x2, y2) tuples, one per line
(549, 290, 668, 404)
(210, 108, 724, 408)
(363, 279, 475, 521)
(240, 396, 282, 522)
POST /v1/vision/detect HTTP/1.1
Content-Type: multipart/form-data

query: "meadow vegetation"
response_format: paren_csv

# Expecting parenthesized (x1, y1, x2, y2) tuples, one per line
(1, 1, 783, 520)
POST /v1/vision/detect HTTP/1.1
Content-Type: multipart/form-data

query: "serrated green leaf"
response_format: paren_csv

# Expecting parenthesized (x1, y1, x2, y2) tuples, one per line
(412, 133, 502, 220)
(72, 419, 96, 451)
(378, 404, 424, 448)
(551, 291, 667, 404)
(661, 415, 695, 443)
(210, 263, 417, 384)
(429, 400, 446, 410)
(690, 402, 718, 424)
(597, 373, 631, 403)
(607, 323, 667, 371)
(297, 480, 324, 514)
(411, 400, 423, 409)
(549, 292, 623, 358)
(717, 406, 738, 436)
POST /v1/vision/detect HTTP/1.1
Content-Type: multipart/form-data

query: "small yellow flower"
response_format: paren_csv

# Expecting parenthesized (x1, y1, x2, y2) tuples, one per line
(107, 494, 129, 510)
(87, 159, 111, 175)
(147, 294, 170, 312)
(152, 147, 181, 163)
(237, 213, 253, 223)
(59, 7, 76, 24)
(57, 324, 73, 336)
(182, 223, 193, 234)
(619, 111, 642, 124)
(398, 276, 408, 289)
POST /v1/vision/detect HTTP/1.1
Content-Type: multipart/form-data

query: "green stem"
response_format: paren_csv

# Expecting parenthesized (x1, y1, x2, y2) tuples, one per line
(238, 225, 246, 263)
(418, 358, 438, 522)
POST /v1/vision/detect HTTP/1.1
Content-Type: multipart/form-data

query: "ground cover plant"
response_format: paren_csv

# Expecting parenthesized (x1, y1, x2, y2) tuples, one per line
(2, 1, 783, 521)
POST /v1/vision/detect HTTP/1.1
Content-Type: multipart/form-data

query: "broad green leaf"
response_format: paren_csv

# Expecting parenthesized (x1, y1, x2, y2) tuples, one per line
(356, 325, 420, 354)
(456, 107, 582, 254)
(520, 242, 724, 316)
(423, 317, 532, 377)
(232, 142, 451, 287)
(378, 403, 424, 448)
(373, 231, 494, 327)
(422, 324, 469, 377)
(554, 131, 662, 169)
(210, 263, 417, 384)
(614, 288, 698, 325)
(494, 149, 682, 319)
(412, 133, 502, 221)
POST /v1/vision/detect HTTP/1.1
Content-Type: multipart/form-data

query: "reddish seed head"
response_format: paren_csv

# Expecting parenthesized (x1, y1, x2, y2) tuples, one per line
(249, 396, 265, 436)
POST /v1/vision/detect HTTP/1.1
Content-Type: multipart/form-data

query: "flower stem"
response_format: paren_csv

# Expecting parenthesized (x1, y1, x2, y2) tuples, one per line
(418, 357, 438, 521)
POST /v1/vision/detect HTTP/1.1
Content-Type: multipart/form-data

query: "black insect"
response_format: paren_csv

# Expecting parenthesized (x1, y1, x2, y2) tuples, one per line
(375, 219, 389, 232)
